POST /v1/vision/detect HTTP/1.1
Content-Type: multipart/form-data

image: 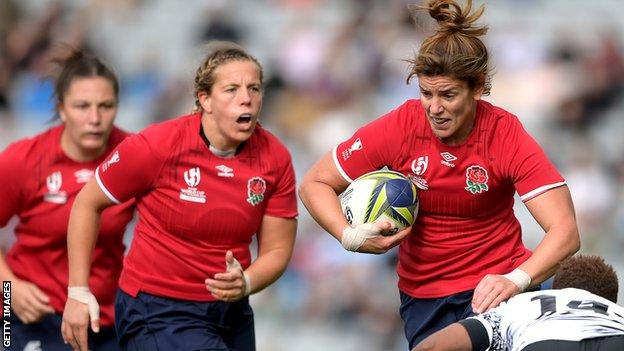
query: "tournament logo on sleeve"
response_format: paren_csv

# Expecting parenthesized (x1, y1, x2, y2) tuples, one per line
(464, 165, 489, 194)
(101, 150, 120, 172)
(247, 177, 266, 206)
(341, 138, 363, 161)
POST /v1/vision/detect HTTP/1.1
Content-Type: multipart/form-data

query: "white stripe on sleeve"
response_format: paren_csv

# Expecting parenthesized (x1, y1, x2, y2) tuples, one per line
(95, 167, 121, 204)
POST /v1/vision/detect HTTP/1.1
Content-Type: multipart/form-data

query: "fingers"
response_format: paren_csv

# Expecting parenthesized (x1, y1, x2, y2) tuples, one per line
(62, 319, 88, 351)
(205, 277, 243, 290)
(389, 226, 412, 244)
(31, 285, 51, 304)
(62, 298, 92, 350)
(91, 319, 100, 334)
(76, 326, 89, 351)
(225, 250, 243, 273)
(373, 221, 393, 233)
(358, 225, 412, 254)
(472, 274, 519, 313)
(61, 320, 79, 350)
(12, 281, 55, 324)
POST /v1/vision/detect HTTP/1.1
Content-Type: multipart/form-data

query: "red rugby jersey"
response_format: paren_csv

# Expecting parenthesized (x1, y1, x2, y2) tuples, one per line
(0, 125, 134, 326)
(96, 113, 298, 301)
(334, 100, 565, 298)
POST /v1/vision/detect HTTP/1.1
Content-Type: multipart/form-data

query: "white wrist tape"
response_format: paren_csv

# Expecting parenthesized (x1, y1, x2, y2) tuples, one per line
(341, 223, 380, 251)
(502, 268, 531, 292)
(226, 256, 251, 296)
(68, 286, 100, 321)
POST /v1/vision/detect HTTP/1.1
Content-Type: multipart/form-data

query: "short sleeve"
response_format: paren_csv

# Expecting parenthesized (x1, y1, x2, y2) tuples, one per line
(498, 117, 565, 202)
(332, 103, 409, 182)
(0, 145, 24, 226)
(96, 133, 164, 204)
(264, 151, 298, 219)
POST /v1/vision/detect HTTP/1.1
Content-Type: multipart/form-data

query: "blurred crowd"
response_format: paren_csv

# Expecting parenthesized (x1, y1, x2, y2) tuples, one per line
(2, 0, 624, 350)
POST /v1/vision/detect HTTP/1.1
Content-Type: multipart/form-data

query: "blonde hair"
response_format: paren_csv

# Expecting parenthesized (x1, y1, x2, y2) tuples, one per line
(193, 41, 263, 112)
(407, 0, 492, 95)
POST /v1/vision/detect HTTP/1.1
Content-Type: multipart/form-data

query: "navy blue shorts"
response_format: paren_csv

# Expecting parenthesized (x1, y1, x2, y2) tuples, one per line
(399, 289, 476, 349)
(115, 289, 255, 351)
(400, 285, 542, 349)
(5, 310, 119, 350)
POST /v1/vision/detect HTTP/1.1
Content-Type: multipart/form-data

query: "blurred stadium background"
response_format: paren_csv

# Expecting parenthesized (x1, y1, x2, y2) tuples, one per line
(2, 0, 624, 350)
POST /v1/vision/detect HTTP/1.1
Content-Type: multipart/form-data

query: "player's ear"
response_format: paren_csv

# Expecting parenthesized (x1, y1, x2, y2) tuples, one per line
(198, 91, 212, 114)
(472, 77, 485, 101)
(58, 104, 67, 123)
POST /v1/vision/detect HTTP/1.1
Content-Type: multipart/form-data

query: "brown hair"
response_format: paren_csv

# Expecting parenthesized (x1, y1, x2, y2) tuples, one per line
(193, 41, 263, 112)
(552, 255, 619, 303)
(50, 45, 119, 112)
(407, 0, 491, 95)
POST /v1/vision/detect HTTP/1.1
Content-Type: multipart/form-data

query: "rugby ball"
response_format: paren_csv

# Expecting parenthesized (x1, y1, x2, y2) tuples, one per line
(339, 170, 418, 235)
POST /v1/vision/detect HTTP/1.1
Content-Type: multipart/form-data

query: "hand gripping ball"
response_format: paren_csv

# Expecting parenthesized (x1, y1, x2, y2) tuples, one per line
(339, 170, 418, 236)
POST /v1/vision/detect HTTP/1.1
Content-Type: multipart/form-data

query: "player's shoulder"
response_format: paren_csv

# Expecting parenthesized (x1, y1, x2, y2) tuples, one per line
(107, 126, 133, 147)
(478, 100, 522, 129)
(134, 113, 198, 147)
(388, 99, 422, 120)
(0, 125, 62, 163)
(251, 123, 291, 159)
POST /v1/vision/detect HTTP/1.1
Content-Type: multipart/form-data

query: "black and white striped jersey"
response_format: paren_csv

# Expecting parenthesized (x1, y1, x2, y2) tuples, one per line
(464, 288, 624, 351)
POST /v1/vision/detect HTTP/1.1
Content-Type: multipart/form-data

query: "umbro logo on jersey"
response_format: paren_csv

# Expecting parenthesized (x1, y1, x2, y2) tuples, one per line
(341, 138, 363, 161)
(74, 169, 94, 183)
(180, 167, 206, 203)
(216, 165, 234, 177)
(44, 171, 67, 204)
(440, 152, 457, 167)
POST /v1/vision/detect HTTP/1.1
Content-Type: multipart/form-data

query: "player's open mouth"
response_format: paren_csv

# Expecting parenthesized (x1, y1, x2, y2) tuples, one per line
(236, 114, 253, 124)
(431, 116, 450, 126)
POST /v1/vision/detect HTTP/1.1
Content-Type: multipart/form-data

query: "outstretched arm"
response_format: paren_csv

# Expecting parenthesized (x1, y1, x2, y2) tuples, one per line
(412, 323, 473, 351)
(472, 186, 580, 313)
(61, 179, 115, 351)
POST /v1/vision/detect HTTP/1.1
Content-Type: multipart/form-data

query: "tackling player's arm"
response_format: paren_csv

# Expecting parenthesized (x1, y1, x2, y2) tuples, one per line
(61, 179, 116, 351)
(472, 186, 579, 313)
(298, 152, 409, 254)
(412, 321, 481, 351)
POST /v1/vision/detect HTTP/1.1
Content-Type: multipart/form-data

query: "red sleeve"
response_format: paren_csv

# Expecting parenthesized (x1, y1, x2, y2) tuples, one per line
(498, 116, 565, 202)
(96, 132, 165, 203)
(264, 148, 298, 219)
(0, 144, 25, 226)
(332, 103, 409, 182)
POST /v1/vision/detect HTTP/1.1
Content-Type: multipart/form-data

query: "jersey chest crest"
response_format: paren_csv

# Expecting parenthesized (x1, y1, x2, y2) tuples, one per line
(407, 152, 492, 195)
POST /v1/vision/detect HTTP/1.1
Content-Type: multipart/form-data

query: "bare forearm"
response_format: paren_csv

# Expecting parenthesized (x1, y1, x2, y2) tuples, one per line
(245, 247, 292, 294)
(0, 252, 17, 281)
(67, 192, 103, 286)
(299, 181, 348, 241)
(519, 226, 580, 285)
